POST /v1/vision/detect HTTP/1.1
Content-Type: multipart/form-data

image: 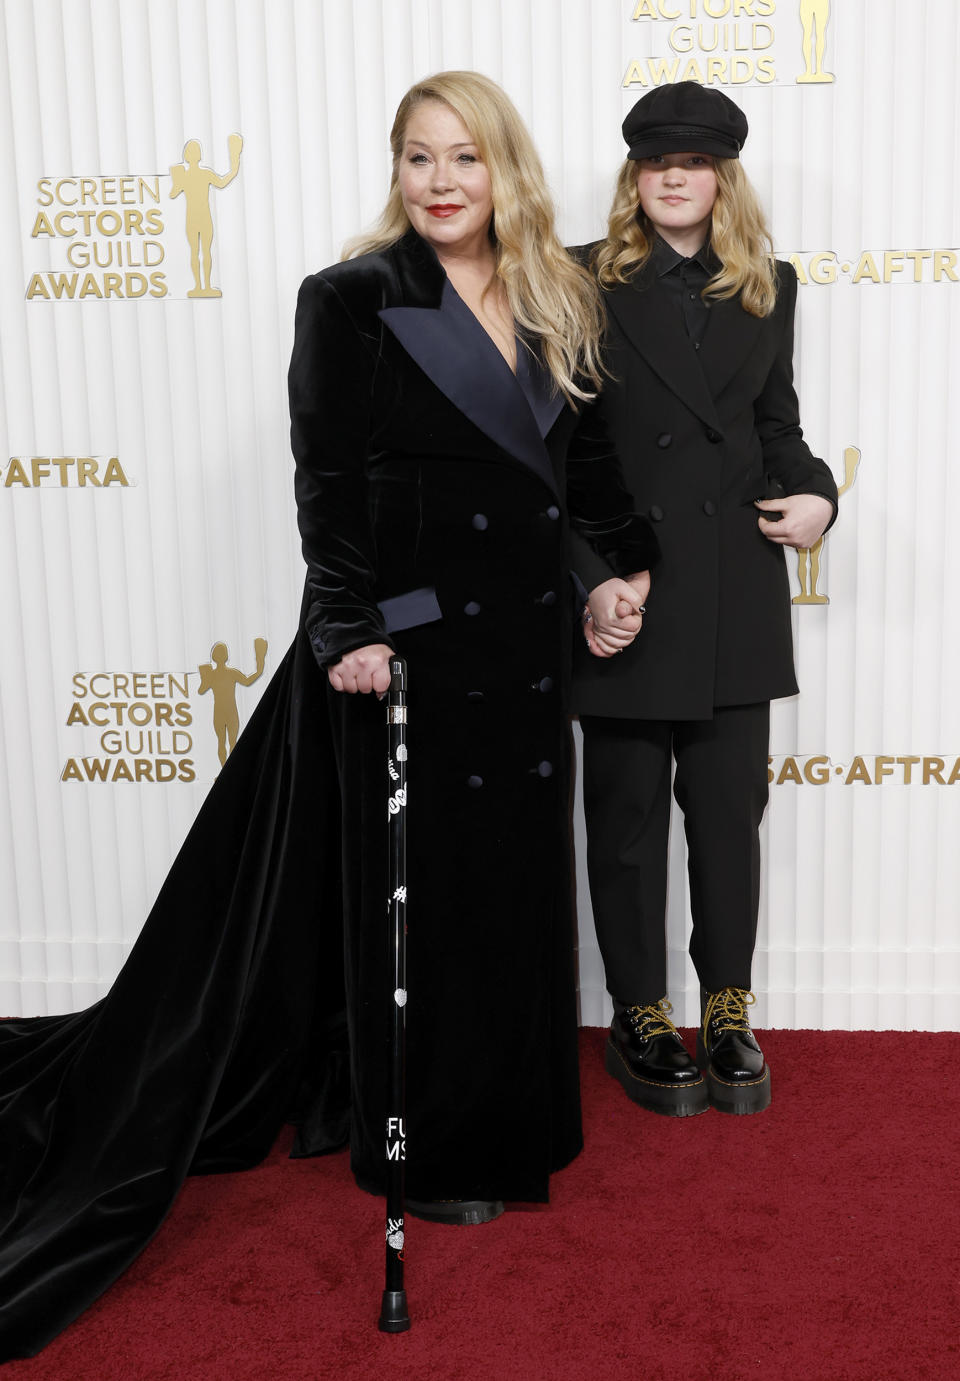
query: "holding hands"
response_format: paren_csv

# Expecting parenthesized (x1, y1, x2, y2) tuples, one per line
(329, 567, 659, 688)
(584, 570, 651, 659)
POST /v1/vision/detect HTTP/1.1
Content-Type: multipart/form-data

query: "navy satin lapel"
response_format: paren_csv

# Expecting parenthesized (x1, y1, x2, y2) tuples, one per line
(516, 339, 565, 438)
(378, 280, 560, 497)
(605, 276, 721, 433)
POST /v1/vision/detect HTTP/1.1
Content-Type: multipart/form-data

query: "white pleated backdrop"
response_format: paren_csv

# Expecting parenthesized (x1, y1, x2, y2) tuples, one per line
(1, 0, 957, 1029)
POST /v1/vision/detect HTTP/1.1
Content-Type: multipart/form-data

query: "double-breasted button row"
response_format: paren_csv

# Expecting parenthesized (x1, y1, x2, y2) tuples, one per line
(468, 679, 553, 699)
(649, 502, 717, 519)
(473, 510, 561, 530)
(465, 760, 553, 787)
(464, 590, 557, 616)
(657, 428, 722, 446)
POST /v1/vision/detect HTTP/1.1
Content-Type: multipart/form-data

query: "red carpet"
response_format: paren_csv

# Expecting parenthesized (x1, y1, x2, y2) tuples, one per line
(4, 1028, 959, 1380)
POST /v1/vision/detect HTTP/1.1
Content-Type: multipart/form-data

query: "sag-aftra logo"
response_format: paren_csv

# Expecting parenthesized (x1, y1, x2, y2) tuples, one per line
(60, 637, 266, 784)
(624, 0, 834, 88)
(25, 134, 243, 302)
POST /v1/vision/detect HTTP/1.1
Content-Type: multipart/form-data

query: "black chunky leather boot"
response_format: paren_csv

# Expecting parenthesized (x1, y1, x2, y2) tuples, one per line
(605, 999, 708, 1116)
(697, 988, 771, 1115)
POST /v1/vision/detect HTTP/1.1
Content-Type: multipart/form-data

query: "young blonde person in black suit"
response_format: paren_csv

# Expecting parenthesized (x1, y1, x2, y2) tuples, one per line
(574, 83, 838, 1117)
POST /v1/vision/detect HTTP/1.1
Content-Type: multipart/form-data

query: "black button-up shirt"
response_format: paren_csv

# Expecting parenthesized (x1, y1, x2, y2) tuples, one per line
(650, 236, 718, 351)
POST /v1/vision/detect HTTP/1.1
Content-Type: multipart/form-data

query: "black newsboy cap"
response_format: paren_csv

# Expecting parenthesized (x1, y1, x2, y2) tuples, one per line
(622, 81, 748, 160)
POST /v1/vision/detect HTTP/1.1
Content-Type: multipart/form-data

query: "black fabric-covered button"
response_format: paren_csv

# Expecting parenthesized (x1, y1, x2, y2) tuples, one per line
(706, 429, 722, 444)
(464, 600, 482, 616)
(546, 505, 560, 520)
(467, 690, 485, 702)
(540, 591, 557, 606)
(537, 761, 553, 778)
(537, 676, 554, 693)
(467, 775, 483, 789)
(657, 433, 672, 449)
(472, 513, 488, 530)
(649, 505, 664, 522)
(703, 500, 717, 517)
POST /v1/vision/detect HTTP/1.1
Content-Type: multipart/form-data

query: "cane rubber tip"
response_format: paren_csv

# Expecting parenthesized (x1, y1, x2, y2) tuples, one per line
(378, 1289, 411, 1332)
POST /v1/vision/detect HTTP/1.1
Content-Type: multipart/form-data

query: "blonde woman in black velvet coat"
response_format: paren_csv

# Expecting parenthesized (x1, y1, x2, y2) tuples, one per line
(0, 72, 658, 1360)
(290, 71, 657, 1222)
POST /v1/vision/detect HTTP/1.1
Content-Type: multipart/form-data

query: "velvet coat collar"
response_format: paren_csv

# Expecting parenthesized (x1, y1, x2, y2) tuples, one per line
(376, 230, 565, 497)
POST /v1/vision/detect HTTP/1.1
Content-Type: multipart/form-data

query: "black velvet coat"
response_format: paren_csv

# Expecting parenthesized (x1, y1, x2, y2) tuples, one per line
(290, 230, 656, 1204)
(0, 230, 656, 1359)
(572, 256, 838, 721)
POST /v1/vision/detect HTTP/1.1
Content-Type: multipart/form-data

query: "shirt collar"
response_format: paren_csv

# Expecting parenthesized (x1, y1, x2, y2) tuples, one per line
(650, 234, 717, 277)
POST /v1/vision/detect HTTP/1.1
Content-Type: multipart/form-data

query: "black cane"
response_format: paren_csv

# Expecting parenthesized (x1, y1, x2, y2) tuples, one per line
(378, 655, 410, 1333)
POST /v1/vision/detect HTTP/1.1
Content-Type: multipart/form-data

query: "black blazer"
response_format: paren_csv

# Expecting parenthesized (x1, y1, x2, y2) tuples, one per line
(572, 256, 838, 720)
(288, 229, 658, 673)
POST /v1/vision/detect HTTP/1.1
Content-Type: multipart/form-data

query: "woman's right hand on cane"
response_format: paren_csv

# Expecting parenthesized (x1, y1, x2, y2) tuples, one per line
(327, 643, 394, 694)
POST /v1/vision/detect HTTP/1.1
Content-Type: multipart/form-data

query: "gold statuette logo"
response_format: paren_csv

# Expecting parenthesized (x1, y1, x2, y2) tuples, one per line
(26, 133, 244, 303)
(793, 445, 859, 605)
(796, 0, 833, 83)
(169, 136, 243, 299)
(198, 637, 266, 765)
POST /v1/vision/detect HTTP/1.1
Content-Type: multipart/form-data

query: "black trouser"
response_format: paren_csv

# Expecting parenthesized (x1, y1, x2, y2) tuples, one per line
(579, 704, 770, 1006)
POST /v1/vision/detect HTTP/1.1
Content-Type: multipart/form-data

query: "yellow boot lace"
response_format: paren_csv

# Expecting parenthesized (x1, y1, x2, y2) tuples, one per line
(625, 999, 680, 1040)
(702, 987, 757, 1042)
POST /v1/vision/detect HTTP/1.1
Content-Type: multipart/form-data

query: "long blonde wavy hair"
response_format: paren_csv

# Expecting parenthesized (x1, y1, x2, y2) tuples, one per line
(592, 156, 778, 318)
(345, 71, 603, 403)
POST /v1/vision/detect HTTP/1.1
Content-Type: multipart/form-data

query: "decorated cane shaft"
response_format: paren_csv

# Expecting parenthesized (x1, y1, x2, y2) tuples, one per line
(378, 655, 410, 1333)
